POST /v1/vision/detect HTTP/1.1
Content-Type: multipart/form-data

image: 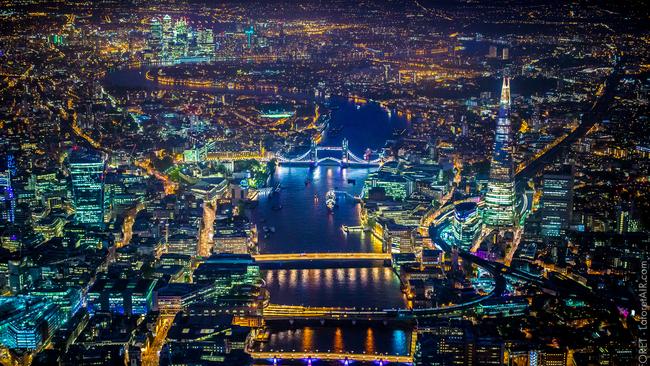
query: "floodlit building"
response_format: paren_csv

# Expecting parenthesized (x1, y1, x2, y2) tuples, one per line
(483, 78, 516, 227)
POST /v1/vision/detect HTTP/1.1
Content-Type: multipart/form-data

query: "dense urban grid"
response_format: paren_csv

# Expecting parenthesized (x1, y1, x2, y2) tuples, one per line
(0, 0, 648, 365)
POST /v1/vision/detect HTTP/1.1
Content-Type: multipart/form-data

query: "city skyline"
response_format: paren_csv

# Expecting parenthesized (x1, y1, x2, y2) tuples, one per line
(0, 1, 647, 366)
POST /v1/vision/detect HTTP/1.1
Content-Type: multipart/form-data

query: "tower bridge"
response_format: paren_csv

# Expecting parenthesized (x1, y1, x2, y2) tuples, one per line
(276, 138, 383, 166)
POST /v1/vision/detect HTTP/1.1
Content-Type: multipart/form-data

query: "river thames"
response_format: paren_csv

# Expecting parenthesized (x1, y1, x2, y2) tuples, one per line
(105, 68, 413, 362)
(248, 102, 411, 362)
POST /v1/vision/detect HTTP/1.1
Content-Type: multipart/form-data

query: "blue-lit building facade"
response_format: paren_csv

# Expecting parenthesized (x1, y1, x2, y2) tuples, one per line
(0, 296, 65, 350)
(30, 286, 83, 321)
(69, 150, 105, 226)
(452, 201, 481, 248)
(87, 278, 157, 315)
(483, 77, 517, 227)
(0, 170, 15, 223)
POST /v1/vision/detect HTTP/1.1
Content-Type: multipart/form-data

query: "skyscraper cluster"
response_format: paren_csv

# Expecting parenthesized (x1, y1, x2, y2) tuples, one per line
(147, 15, 215, 62)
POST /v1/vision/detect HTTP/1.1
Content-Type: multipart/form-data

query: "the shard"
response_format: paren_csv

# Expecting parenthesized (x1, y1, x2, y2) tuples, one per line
(483, 77, 516, 227)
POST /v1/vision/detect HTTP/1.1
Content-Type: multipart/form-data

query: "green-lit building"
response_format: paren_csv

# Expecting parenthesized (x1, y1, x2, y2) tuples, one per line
(363, 165, 415, 201)
(30, 286, 82, 321)
(193, 254, 260, 298)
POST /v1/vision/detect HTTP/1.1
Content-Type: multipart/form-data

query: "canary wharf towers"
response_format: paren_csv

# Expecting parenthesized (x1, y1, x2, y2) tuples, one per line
(483, 77, 517, 227)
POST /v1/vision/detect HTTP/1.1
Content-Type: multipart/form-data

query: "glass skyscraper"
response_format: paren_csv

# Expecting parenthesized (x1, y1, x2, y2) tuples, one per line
(0, 170, 15, 223)
(483, 77, 516, 227)
(540, 166, 574, 239)
(148, 17, 163, 54)
(452, 201, 481, 248)
(69, 150, 105, 226)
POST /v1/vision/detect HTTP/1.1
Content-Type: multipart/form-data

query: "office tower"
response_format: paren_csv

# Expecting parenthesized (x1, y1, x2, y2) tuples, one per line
(87, 278, 157, 315)
(174, 18, 188, 41)
(69, 150, 105, 226)
(531, 106, 541, 132)
(149, 17, 162, 51)
(540, 166, 574, 239)
(488, 45, 497, 58)
(502, 47, 509, 60)
(161, 14, 173, 60)
(197, 28, 214, 57)
(162, 14, 173, 39)
(483, 77, 516, 227)
(461, 115, 468, 137)
(615, 201, 642, 234)
(452, 202, 481, 248)
(0, 170, 15, 223)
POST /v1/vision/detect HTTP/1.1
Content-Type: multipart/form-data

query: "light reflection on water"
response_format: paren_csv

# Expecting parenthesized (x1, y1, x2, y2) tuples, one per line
(105, 68, 415, 359)
(261, 326, 411, 357)
(263, 267, 404, 308)
(251, 165, 379, 254)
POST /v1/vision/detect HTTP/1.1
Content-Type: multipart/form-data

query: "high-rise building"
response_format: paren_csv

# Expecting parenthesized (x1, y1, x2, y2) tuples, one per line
(245, 25, 255, 48)
(483, 77, 516, 227)
(69, 150, 105, 226)
(488, 45, 497, 58)
(149, 17, 163, 54)
(0, 170, 15, 223)
(502, 47, 509, 60)
(197, 28, 214, 57)
(540, 166, 574, 239)
(615, 201, 642, 234)
(452, 202, 481, 248)
(162, 14, 173, 39)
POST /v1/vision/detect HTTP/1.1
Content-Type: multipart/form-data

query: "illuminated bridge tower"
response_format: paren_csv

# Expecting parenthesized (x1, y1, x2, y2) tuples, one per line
(483, 77, 517, 227)
(309, 138, 318, 166)
(341, 138, 349, 167)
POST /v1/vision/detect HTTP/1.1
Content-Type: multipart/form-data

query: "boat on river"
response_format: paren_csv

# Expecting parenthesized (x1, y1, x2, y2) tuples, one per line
(326, 190, 337, 211)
